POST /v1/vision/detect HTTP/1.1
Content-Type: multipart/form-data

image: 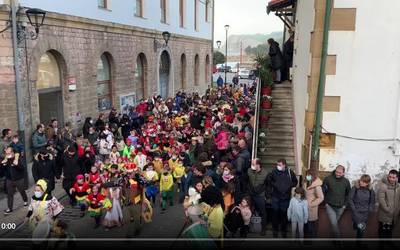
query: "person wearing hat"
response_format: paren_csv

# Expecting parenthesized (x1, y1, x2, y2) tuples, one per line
(32, 148, 57, 193)
(189, 136, 201, 166)
(25, 179, 64, 231)
(70, 174, 90, 217)
(61, 145, 81, 206)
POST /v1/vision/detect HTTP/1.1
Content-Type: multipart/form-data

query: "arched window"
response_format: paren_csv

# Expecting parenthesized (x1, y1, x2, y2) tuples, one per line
(205, 54, 210, 85)
(37, 52, 61, 90)
(181, 54, 187, 90)
(194, 54, 199, 86)
(135, 53, 147, 99)
(97, 53, 112, 111)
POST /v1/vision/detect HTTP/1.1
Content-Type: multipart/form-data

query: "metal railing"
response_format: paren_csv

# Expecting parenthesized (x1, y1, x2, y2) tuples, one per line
(251, 77, 262, 160)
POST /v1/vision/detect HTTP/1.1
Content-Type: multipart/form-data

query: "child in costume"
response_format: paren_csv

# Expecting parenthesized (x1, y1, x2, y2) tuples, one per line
(25, 179, 64, 231)
(172, 157, 185, 193)
(122, 139, 135, 159)
(109, 145, 120, 164)
(143, 163, 159, 204)
(152, 154, 164, 177)
(134, 146, 147, 171)
(183, 179, 204, 223)
(69, 174, 90, 217)
(103, 186, 123, 231)
(160, 166, 174, 213)
(87, 165, 102, 187)
(86, 184, 104, 228)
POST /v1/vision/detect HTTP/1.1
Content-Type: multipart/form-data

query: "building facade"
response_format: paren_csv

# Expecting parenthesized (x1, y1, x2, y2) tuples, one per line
(0, 0, 213, 151)
(269, 0, 400, 182)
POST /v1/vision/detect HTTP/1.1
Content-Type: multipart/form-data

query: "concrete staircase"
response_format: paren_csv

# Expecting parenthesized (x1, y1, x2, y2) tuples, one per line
(258, 81, 296, 173)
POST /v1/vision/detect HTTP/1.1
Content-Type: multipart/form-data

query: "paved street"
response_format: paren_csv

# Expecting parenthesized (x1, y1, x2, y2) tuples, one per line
(212, 72, 254, 85)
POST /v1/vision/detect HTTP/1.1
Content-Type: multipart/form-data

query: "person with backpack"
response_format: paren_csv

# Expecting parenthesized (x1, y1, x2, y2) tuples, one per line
(267, 158, 298, 238)
(348, 174, 375, 238)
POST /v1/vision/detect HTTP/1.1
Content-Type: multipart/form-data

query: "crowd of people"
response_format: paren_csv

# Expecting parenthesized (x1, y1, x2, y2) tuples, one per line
(1, 79, 400, 243)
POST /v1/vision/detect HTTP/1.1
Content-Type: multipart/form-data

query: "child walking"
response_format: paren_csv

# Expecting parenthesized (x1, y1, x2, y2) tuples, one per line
(86, 185, 104, 228)
(103, 186, 123, 231)
(160, 166, 174, 213)
(287, 187, 308, 239)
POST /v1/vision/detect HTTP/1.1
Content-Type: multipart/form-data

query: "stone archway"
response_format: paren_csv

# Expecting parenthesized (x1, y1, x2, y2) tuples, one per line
(159, 50, 171, 99)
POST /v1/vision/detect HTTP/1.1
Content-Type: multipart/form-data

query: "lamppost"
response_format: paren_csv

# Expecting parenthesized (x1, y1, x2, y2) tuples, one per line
(216, 40, 221, 49)
(154, 30, 171, 52)
(224, 24, 229, 84)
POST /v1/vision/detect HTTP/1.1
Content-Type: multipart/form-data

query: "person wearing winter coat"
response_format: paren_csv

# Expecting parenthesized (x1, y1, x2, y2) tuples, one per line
(32, 124, 48, 155)
(267, 159, 298, 238)
(267, 38, 284, 83)
(287, 187, 308, 239)
(348, 174, 375, 238)
(302, 169, 324, 238)
(1, 146, 28, 214)
(61, 146, 81, 206)
(246, 158, 268, 236)
(322, 165, 351, 238)
(32, 149, 57, 192)
(377, 169, 400, 238)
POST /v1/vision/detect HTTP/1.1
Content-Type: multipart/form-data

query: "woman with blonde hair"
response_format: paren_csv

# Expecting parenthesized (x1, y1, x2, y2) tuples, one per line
(302, 169, 324, 238)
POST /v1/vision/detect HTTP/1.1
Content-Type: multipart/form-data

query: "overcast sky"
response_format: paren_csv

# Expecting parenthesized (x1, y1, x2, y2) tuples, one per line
(213, 0, 283, 45)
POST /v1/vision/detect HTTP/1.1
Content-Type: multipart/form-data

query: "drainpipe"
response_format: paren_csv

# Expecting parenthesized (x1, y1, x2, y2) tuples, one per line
(11, 0, 26, 149)
(310, 0, 333, 170)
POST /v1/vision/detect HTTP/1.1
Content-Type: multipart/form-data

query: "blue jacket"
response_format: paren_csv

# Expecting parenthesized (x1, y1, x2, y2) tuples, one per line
(217, 77, 224, 87)
(287, 197, 309, 223)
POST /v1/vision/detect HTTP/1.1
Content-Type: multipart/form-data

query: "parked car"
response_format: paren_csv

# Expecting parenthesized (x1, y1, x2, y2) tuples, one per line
(238, 68, 250, 79)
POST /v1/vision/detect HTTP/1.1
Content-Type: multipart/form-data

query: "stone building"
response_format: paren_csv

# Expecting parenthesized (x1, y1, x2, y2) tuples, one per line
(268, 0, 400, 182)
(0, 0, 214, 153)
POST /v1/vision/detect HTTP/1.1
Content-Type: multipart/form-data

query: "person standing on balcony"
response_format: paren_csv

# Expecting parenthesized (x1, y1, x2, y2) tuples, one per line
(267, 38, 284, 83)
(322, 165, 351, 238)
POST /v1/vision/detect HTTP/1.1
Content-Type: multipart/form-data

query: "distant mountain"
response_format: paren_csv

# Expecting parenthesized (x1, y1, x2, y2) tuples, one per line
(216, 31, 284, 56)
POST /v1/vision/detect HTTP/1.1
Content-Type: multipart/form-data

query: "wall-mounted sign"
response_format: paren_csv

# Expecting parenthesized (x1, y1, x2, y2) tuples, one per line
(68, 77, 77, 91)
(119, 92, 137, 115)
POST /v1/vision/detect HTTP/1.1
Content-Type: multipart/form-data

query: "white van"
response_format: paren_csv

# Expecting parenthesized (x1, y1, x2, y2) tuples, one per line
(238, 68, 250, 79)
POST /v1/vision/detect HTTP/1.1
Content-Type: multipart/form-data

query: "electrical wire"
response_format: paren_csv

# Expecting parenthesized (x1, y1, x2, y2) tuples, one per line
(321, 126, 398, 142)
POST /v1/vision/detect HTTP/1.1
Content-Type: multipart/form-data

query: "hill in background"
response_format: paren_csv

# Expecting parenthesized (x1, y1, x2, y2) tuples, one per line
(215, 31, 283, 56)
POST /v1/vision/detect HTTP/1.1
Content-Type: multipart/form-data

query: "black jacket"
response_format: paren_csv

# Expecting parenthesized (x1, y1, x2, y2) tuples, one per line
(267, 167, 298, 200)
(233, 148, 251, 176)
(61, 153, 81, 189)
(269, 41, 284, 70)
(32, 154, 57, 191)
(78, 153, 96, 174)
(0, 156, 25, 181)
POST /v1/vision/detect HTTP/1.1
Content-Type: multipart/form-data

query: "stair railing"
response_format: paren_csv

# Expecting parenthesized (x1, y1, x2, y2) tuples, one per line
(251, 77, 262, 160)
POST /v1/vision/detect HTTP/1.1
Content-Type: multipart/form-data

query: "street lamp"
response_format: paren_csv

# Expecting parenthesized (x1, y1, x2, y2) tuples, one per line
(224, 24, 229, 85)
(154, 31, 171, 52)
(17, 8, 46, 43)
(216, 40, 221, 49)
(162, 31, 171, 45)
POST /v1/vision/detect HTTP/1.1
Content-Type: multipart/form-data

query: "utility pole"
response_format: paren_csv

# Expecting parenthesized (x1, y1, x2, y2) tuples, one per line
(224, 24, 229, 84)
(239, 41, 242, 72)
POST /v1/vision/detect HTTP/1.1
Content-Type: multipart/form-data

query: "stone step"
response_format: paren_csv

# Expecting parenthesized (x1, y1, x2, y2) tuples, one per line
(268, 112, 293, 118)
(267, 117, 293, 123)
(265, 145, 295, 151)
(263, 131, 294, 137)
(272, 98, 292, 103)
(259, 149, 295, 157)
(260, 158, 295, 167)
(273, 84, 292, 89)
(264, 134, 294, 141)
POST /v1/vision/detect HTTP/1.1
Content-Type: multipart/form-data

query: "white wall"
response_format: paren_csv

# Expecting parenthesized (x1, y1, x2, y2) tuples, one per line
(17, 0, 212, 40)
(292, 0, 314, 173)
(319, 0, 400, 183)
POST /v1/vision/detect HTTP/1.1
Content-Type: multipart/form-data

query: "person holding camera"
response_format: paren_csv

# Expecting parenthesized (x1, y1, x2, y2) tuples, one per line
(377, 169, 400, 238)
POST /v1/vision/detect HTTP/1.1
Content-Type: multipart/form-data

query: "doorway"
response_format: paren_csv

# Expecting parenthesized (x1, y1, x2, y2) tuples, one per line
(159, 51, 170, 99)
(38, 90, 63, 126)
